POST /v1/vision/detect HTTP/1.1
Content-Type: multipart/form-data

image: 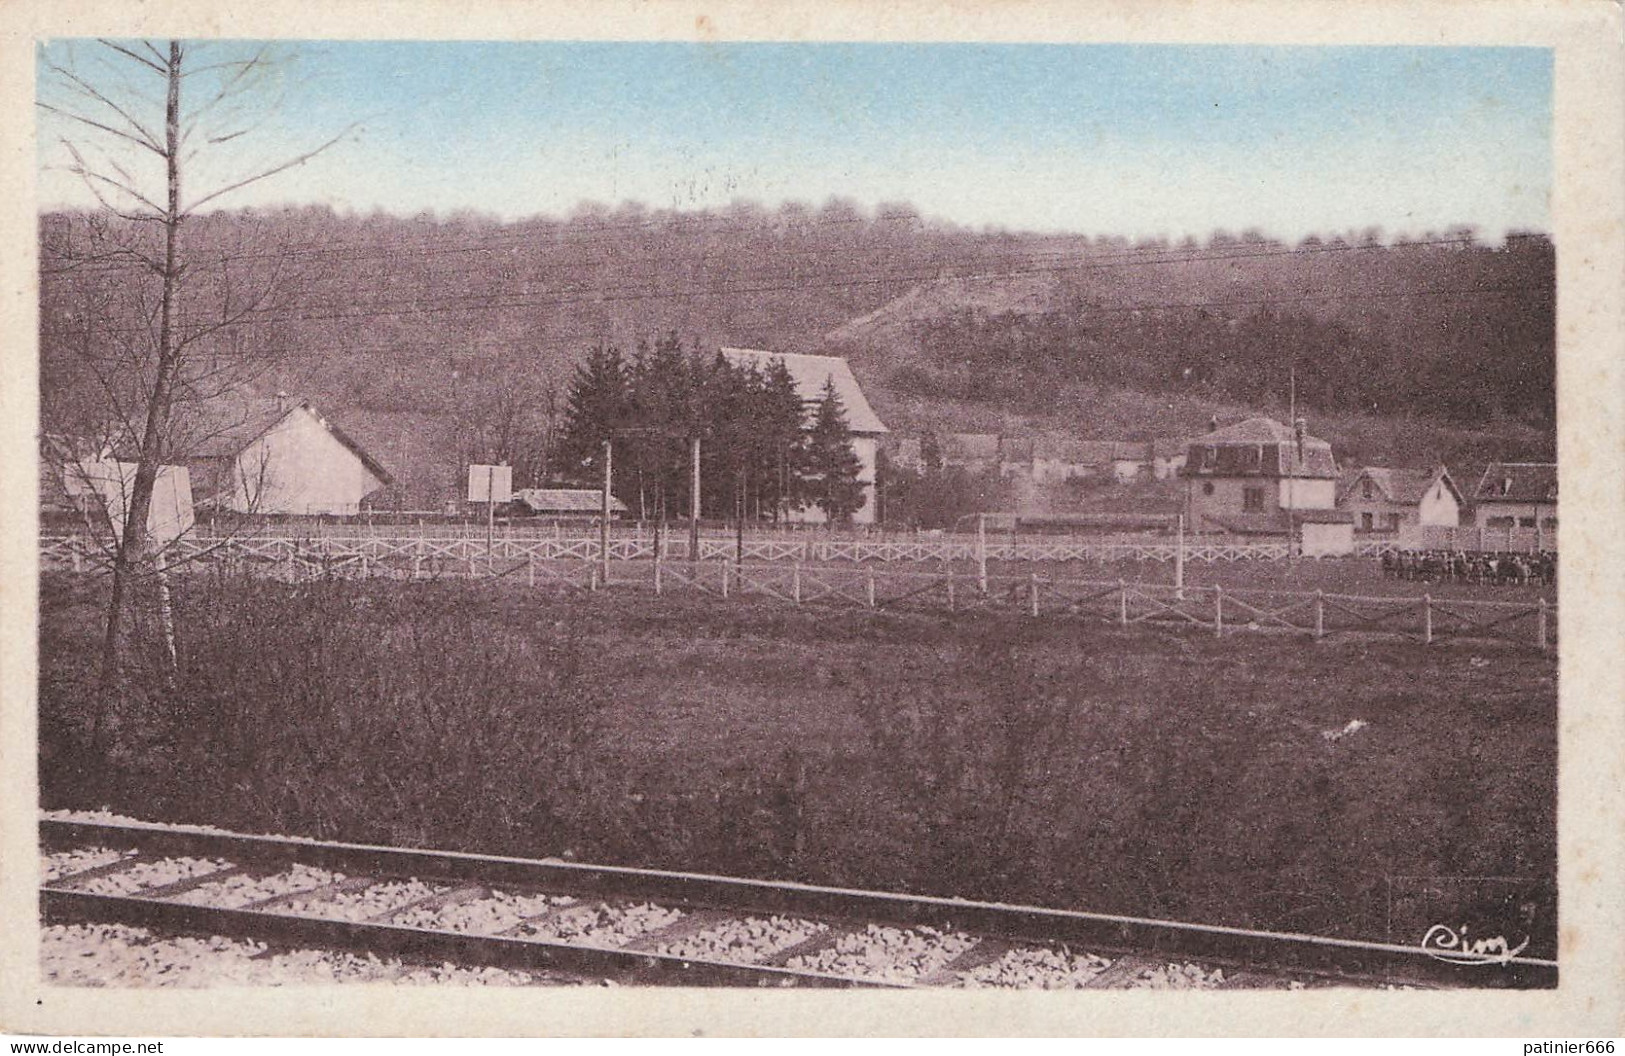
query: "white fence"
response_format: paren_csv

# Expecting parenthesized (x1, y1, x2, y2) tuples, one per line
(40, 535, 1555, 651)
(52, 531, 1297, 567)
(1358, 524, 1556, 555)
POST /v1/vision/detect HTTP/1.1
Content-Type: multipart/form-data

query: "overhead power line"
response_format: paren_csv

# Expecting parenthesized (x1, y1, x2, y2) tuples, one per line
(38, 235, 1542, 342)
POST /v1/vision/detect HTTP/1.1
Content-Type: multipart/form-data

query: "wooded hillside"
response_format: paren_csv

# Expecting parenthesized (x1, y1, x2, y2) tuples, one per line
(39, 203, 1555, 507)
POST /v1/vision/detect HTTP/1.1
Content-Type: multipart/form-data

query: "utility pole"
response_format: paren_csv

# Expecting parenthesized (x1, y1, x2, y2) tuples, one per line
(735, 470, 745, 565)
(486, 464, 496, 554)
(976, 512, 988, 594)
(1287, 366, 1298, 566)
(600, 439, 613, 585)
(1175, 513, 1185, 600)
(689, 434, 702, 563)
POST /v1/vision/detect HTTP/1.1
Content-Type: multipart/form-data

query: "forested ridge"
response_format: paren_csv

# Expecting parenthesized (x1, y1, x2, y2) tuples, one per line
(39, 201, 1554, 505)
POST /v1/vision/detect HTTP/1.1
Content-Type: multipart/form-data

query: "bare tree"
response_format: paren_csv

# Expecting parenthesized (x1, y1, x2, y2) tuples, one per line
(38, 39, 352, 698)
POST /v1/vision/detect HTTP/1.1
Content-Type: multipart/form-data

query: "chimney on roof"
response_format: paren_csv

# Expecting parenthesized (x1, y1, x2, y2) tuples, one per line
(275, 390, 291, 414)
(1208, 414, 1219, 433)
(1502, 474, 1514, 496)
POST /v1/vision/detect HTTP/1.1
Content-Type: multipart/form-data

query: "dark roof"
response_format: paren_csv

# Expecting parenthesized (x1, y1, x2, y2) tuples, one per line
(1200, 512, 1290, 535)
(513, 488, 628, 514)
(1183, 418, 1337, 480)
(166, 392, 393, 488)
(1473, 462, 1557, 503)
(1339, 466, 1460, 506)
(1200, 417, 1296, 444)
(1295, 508, 1356, 524)
(1202, 509, 1352, 534)
(319, 407, 455, 509)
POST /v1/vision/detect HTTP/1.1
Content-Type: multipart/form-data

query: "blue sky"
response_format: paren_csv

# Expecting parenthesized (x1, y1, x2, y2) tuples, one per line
(36, 41, 1552, 239)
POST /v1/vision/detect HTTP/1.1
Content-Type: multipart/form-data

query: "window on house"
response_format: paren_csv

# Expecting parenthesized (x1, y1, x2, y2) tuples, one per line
(1203, 482, 1215, 496)
(1361, 512, 1373, 531)
(1243, 487, 1265, 511)
(1486, 516, 1514, 529)
(1543, 517, 1557, 529)
(1518, 516, 1536, 528)
(1387, 512, 1402, 531)
(1362, 480, 1374, 500)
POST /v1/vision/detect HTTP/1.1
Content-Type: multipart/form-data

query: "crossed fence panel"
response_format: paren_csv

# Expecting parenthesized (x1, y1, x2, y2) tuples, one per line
(1425, 597, 1549, 647)
(40, 533, 1556, 649)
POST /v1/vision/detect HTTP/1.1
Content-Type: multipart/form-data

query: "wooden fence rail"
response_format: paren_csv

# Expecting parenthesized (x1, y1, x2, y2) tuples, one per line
(44, 532, 1308, 567)
(40, 536, 1556, 651)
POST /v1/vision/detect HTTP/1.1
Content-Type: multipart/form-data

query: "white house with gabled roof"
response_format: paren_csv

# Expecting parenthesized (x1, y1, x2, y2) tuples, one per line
(173, 391, 393, 517)
(721, 348, 888, 524)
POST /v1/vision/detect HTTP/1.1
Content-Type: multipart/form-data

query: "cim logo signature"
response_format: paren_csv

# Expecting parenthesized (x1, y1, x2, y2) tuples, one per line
(1419, 922, 1531, 966)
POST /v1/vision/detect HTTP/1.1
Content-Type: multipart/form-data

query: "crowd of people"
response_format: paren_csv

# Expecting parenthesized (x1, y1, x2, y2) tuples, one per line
(1381, 549, 1557, 586)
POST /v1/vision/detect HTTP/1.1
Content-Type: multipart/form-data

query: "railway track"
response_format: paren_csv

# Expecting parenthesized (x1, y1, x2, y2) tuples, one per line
(39, 815, 1556, 989)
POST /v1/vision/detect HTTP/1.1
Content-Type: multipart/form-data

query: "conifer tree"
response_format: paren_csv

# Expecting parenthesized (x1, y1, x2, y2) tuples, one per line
(557, 343, 628, 485)
(758, 358, 808, 522)
(804, 376, 865, 523)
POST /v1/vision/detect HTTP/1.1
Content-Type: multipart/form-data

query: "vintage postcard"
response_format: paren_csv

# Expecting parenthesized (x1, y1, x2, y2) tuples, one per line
(1, 0, 1621, 1039)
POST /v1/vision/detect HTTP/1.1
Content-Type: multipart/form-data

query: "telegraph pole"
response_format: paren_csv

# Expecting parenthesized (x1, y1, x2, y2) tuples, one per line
(486, 464, 496, 554)
(1287, 367, 1297, 566)
(1175, 513, 1185, 599)
(689, 434, 702, 563)
(600, 439, 613, 585)
(976, 512, 988, 594)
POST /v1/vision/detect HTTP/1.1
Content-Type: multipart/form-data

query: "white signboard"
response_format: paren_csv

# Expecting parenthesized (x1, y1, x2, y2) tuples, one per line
(79, 460, 195, 545)
(467, 464, 513, 504)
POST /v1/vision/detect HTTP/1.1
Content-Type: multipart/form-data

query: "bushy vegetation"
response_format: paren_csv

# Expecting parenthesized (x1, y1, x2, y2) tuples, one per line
(878, 234, 1555, 427)
(39, 573, 1556, 955)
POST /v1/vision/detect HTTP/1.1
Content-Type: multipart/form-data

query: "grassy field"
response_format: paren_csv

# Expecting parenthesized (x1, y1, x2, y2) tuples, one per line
(39, 572, 1557, 957)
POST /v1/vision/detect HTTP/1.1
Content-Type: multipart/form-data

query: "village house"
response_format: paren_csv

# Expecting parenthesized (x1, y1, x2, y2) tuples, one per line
(41, 434, 194, 543)
(174, 391, 393, 517)
(1016, 437, 1190, 484)
(890, 431, 1191, 487)
(1181, 417, 1350, 549)
(995, 437, 1121, 483)
(1337, 466, 1464, 533)
(39, 434, 111, 522)
(1471, 462, 1557, 531)
(720, 348, 887, 524)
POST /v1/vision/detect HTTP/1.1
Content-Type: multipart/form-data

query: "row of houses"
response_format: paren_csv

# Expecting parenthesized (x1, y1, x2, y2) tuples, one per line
(1179, 415, 1557, 550)
(890, 433, 1187, 484)
(42, 346, 1555, 544)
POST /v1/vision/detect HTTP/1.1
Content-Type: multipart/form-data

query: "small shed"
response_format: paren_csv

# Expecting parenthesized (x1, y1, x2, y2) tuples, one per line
(1197, 508, 1353, 555)
(1296, 509, 1356, 557)
(512, 488, 628, 520)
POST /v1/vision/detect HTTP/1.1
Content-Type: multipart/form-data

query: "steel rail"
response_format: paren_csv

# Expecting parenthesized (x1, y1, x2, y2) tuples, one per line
(41, 816, 1556, 988)
(39, 888, 884, 989)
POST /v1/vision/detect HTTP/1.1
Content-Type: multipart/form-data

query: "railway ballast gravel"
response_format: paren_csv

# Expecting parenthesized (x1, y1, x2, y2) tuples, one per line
(39, 812, 1554, 989)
